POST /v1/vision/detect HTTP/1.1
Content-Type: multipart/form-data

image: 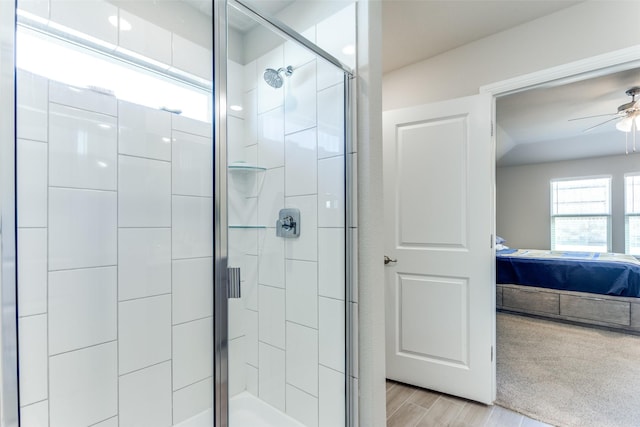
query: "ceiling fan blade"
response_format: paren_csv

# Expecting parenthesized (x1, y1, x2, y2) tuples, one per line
(583, 116, 621, 133)
(569, 113, 619, 121)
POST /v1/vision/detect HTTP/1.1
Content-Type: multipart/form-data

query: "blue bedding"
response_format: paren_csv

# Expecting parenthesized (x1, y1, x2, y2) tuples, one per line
(496, 249, 640, 298)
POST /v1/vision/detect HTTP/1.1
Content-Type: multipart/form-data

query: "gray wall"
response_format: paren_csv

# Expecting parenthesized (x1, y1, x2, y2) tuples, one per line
(496, 152, 640, 253)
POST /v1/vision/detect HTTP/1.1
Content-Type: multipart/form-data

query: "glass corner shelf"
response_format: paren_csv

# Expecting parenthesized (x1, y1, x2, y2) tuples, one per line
(229, 225, 267, 229)
(228, 164, 266, 172)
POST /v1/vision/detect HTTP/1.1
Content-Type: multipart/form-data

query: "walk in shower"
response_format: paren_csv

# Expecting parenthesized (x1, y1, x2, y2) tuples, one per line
(0, 0, 355, 426)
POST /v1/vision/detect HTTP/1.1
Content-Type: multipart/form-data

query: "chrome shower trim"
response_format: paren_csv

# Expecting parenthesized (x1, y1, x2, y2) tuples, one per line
(230, 0, 354, 78)
(0, 0, 20, 425)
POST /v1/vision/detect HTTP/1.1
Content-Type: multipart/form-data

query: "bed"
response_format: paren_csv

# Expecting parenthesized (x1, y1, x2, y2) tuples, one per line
(496, 248, 640, 332)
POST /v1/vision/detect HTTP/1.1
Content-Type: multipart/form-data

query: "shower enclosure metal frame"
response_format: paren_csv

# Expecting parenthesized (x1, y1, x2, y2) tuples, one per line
(213, 1, 357, 426)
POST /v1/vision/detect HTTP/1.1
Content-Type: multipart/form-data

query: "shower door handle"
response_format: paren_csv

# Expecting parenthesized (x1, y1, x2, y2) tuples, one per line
(227, 267, 241, 299)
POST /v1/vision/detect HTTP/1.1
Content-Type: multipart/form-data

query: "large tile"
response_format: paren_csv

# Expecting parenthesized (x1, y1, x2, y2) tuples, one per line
(17, 139, 47, 227)
(119, 362, 172, 427)
(228, 115, 246, 164)
(317, 57, 344, 92)
(49, 0, 118, 47)
(257, 167, 284, 228)
(286, 322, 318, 396)
(118, 155, 171, 227)
(316, 4, 356, 70)
(244, 89, 258, 145)
(258, 229, 285, 288)
(172, 114, 211, 138)
(319, 297, 345, 373)
(17, 70, 47, 142)
(257, 46, 284, 114)
(18, 315, 48, 406)
(245, 309, 259, 367)
(49, 103, 117, 190)
(246, 364, 258, 396)
(119, 295, 171, 374)
(49, 266, 117, 355)
(318, 156, 345, 227)
(244, 60, 257, 92)
(318, 83, 345, 159)
(173, 317, 213, 390)
(258, 342, 285, 411)
(284, 27, 316, 70)
(285, 128, 317, 196)
(172, 258, 213, 324)
(319, 366, 345, 427)
(258, 285, 286, 349)
(17, 228, 47, 317)
(49, 342, 117, 427)
(258, 107, 284, 169)
(20, 400, 49, 427)
(242, 254, 259, 311)
(49, 188, 116, 270)
(286, 385, 319, 427)
(229, 298, 244, 340)
(118, 228, 171, 301)
(119, 10, 172, 65)
(284, 60, 317, 135)
(228, 188, 258, 226)
(172, 195, 213, 259)
(118, 101, 171, 161)
(285, 195, 318, 261)
(172, 130, 213, 197)
(173, 377, 213, 425)
(93, 416, 119, 427)
(318, 228, 345, 300)
(49, 80, 117, 115)
(285, 260, 318, 328)
(229, 337, 246, 397)
(172, 35, 212, 81)
(228, 60, 244, 118)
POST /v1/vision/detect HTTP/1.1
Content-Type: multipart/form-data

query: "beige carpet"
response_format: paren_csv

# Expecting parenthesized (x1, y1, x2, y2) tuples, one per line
(496, 312, 640, 427)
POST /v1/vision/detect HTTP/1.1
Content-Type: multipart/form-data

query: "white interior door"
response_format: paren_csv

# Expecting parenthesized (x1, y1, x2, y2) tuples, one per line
(383, 94, 495, 404)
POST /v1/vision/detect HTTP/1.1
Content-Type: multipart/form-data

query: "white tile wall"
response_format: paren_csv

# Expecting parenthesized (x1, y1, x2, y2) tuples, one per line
(318, 155, 345, 227)
(18, 228, 47, 316)
(172, 34, 212, 81)
(119, 295, 171, 374)
(49, 81, 117, 116)
(172, 257, 213, 324)
(94, 416, 119, 427)
(285, 260, 318, 328)
(16, 0, 49, 22)
(258, 229, 285, 288)
(49, 342, 118, 427)
(49, 188, 117, 270)
(49, 103, 117, 191)
(319, 297, 345, 373)
(258, 342, 285, 411)
(172, 130, 213, 197)
(119, 361, 172, 427)
(228, 60, 245, 118)
(17, 139, 47, 227)
(19, 315, 48, 406)
(258, 167, 285, 227)
(20, 400, 49, 427)
(118, 228, 171, 301)
(48, 266, 117, 355)
(118, 101, 171, 161)
(119, 10, 172, 65)
(319, 366, 345, 427)
(285, 128, 317, 196)
(285, 322, 318, 396)
(17, 71, 48, 142)
(286, 385, 319, 427)
(49, 0, 118, 47)
(285, 195, 318, 261)
(246, 365, 259, 396)
(317, 57, 344, 92)
(284, 27, 316, 69)
(244, 89, 258, 145)
(172, 114, 211, 138)
(118, 155, 171, 227)
(284, 61, 317, 135)
(318, 228, 345, 300)
(258, 285, 286, 349)
(316, 3, 356, 70)
(172, 317, 213, 390)
(172, 377, 213, 425)
(229, 337, 246, 397)
(172, 195, 214, 259)
(242, 254, 259, 311)
(228, 115, 246, 164)
(257, 47, 284, 114)
(245, 309, 259, 368)
(258, 107, 284, 169)
(318, 83, 345, 159)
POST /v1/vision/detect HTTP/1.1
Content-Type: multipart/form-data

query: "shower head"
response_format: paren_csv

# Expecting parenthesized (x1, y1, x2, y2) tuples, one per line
(263, 66, 294, 89)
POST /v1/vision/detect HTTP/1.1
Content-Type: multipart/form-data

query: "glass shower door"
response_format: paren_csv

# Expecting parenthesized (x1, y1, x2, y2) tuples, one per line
(224, 2, 353, 426)
(15, 1, 215, 426)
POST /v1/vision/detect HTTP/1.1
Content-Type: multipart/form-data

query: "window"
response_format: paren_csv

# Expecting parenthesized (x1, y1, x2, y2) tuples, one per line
(550, 177, 611, 252)
(625, 174, 640, 255)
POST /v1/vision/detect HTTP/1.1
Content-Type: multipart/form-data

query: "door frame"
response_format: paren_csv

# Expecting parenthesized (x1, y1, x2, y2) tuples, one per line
(479, 44, 640, 402)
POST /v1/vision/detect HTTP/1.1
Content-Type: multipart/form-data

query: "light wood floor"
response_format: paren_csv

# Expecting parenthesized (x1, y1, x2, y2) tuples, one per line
(386, 380, 554, 427)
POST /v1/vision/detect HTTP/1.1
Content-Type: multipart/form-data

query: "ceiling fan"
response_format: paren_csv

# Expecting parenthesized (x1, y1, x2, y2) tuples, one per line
(570, 86, 640, 153)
